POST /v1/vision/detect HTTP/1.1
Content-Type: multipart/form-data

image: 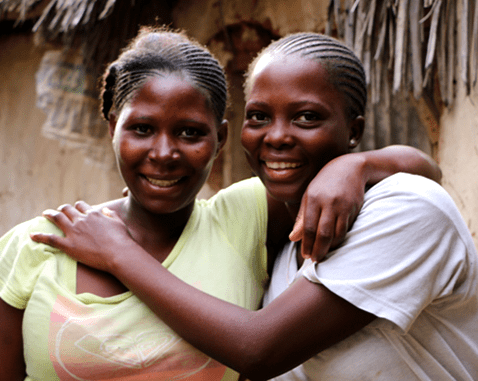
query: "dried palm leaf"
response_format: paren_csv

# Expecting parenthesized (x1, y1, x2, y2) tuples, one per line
(373, 0, 389, 61)
(333, 0, 343, 38)
(326, 0, 335, 35)
(409, 0, 423, 98)
(461, 0, 470, 93)
(447, 0, 456, 106)
(436, 0, 447, 105)
(344, 0, 356, 48)
(393, 0, 409, 93)
(470, 0, 478, 86)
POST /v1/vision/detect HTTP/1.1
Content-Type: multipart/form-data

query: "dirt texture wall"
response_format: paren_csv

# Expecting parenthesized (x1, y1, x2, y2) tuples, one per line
(0, 34, 124, 236)
(440, 87, 478, 248)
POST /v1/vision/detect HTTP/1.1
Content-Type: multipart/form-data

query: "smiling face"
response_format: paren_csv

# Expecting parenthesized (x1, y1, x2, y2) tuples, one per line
(110, 74, 226, 216)
(241, 54, 363, 206)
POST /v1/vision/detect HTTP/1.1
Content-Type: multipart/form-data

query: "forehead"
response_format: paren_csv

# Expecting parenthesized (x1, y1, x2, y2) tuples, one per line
(121, 74, 217, 123)
(247, 54, 346, 109)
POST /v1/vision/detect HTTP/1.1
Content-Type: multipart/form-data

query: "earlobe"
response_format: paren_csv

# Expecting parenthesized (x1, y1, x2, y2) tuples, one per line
(216, 120, 229, 155)
(349, 116, 365, 149)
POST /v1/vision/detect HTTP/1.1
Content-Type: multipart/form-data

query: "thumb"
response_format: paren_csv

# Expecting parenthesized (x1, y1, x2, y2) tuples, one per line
(289, 204, 304, 242)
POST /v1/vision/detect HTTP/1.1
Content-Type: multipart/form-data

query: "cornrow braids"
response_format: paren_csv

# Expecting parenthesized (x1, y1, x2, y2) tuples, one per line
(245, 33, 367, 120)
(100, 26, 228, 125)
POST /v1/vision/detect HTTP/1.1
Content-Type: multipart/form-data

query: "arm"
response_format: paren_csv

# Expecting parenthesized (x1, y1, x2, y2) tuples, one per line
(286, 145, 441, 260)
(0, 300, 26, 380)
(30, 206, 374, 380)
(112, 253, 375, 380)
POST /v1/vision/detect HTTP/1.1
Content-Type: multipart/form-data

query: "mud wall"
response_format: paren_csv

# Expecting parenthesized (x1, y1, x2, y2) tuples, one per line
(0, 34, 124, 235)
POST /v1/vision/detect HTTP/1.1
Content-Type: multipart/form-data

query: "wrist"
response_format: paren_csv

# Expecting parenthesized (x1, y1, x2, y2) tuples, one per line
(107, 240, 147, 277)
(343, 152, 369, 187)
(354, 150, 391, 186)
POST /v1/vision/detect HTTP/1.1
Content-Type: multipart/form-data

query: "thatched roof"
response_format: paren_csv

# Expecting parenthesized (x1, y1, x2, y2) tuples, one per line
(1, 0, 174, 66)
(327, 0, 477, 111)
(2, 0, 476, 112)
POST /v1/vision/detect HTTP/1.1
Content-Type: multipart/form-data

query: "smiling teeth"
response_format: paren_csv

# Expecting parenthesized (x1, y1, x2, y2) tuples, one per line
(146, 177, 180, 187)
(265, 162, 301, 169)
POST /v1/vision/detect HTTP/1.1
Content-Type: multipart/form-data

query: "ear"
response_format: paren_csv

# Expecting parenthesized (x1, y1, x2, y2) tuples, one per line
(215, 119, 229, 156)
(108, 113, 117, 139)
(348, 116, 364, 149)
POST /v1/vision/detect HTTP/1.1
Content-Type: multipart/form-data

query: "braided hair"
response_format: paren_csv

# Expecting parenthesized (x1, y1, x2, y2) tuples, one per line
(245, 33, 366, 120)
(101, 26, 228, 125)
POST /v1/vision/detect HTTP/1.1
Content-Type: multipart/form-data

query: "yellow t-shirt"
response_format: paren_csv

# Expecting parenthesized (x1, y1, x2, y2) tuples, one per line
(0, 177, 268, 381)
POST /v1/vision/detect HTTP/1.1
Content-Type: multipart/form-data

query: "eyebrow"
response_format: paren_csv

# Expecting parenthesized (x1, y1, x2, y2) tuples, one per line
(246, 100, 331, 110)
(130, 114, 212, 127)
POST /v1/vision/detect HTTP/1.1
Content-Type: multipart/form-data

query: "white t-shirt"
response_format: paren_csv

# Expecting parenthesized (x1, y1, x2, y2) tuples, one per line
(264, 173, 478, 380)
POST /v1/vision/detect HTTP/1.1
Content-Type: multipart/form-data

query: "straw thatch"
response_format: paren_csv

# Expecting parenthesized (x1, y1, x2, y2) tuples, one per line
(2, 0, 476, 110)
(1, 0, 476, 160)
(326, 0, 478, 109)
(1, 0, 173, 66)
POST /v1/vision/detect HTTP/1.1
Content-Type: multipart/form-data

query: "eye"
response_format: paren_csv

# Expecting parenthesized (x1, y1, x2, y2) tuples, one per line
(295, 112, 320, 122)
(246, 111, 269, 124)
(133, 124, 152, 135)
(179, 127, 203, 138)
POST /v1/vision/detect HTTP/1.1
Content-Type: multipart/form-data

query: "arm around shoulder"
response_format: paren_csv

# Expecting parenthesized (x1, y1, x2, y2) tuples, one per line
(359, 145, 442, 185)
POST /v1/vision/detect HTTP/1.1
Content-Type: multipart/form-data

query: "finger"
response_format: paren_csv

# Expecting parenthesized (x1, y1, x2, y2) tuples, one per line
(301, 206, 325, 259)
(309, 209, 336, 262)
(29, 232, 66, 251)
(330, 214, 349, 249)
(289, 203, 305, 242)
(56, 204, 82, 221)
(74, 200, 94, 214)
(42, 209, 73, 228)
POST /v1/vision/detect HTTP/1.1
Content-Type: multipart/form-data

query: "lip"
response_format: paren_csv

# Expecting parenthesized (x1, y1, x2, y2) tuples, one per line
(141, 174, 184, 188)
(259, 158, 306, 183)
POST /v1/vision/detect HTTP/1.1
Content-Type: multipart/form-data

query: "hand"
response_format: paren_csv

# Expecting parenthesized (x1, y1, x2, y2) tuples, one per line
(30, 201, 133, 272)
(289, 154, 366, 262)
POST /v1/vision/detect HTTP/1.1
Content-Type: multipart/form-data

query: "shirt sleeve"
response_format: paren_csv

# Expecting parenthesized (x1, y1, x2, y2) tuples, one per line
(0, 217, 62, 309)
(301, 173, 477, 333)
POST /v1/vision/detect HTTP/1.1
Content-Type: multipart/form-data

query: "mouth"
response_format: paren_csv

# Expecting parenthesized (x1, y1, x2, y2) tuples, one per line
(144, 175, 182, 187)
(264, 161, 303, 169)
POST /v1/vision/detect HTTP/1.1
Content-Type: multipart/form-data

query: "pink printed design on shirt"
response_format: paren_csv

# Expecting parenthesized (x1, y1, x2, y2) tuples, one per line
(49, 295, 227, 380)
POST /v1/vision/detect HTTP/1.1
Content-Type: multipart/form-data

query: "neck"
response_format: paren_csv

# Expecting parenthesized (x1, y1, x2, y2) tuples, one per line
(285, 202, 301, 221)
(116, 195, 195, 262)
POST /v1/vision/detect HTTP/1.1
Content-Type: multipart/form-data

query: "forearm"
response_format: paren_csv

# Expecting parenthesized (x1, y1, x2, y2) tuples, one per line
(108, 242, 373, 380)
(109, 241, 267, 374)
(358, 145, 442, 185)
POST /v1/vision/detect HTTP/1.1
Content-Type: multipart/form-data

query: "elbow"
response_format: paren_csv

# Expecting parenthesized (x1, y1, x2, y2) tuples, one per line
(234, 339, 287, 381)
(239, 361, 277, 381)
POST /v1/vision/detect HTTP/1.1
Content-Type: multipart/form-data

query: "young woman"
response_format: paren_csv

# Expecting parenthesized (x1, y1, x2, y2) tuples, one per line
(0, 27, 263, 380)
(3, 30, 442, 380)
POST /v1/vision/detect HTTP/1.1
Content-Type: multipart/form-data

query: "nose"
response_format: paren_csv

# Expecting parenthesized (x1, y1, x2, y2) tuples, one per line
(263, 119, 294, 149)
(148, 133, 180, 164)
